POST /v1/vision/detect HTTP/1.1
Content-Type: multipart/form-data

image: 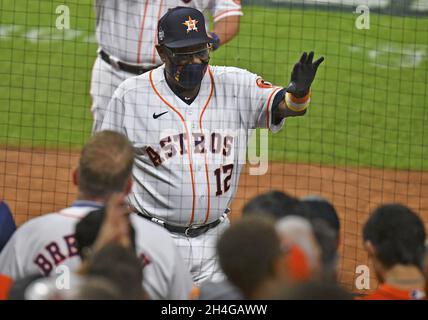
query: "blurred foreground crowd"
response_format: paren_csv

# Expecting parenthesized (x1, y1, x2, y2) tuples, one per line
(0, 131, 426, 300)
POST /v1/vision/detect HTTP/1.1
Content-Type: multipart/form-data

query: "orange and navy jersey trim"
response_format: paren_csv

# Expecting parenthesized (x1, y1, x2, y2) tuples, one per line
(265, 87, 282, 129)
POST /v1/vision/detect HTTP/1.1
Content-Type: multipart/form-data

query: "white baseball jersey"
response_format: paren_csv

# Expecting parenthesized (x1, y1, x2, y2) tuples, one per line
(99, 65, 286, 226)
(95, 0, 243, 67)
(0, 201, 193, 300)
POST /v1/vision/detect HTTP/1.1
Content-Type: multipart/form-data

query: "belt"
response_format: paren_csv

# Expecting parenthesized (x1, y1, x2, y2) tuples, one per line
(136, 211, 229, 238)
(98, 49, 156, 75)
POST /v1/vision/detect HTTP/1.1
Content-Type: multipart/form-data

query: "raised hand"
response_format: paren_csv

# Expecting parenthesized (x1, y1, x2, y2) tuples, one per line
(93, 192, 132, 251)
(287, 51, 324, 98)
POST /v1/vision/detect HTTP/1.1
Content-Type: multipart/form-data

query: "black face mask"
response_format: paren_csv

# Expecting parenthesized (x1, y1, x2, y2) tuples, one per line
(168, 62, 208, 90)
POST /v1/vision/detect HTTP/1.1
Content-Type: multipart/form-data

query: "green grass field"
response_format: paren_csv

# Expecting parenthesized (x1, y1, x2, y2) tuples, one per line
(1, 0, 427, 169)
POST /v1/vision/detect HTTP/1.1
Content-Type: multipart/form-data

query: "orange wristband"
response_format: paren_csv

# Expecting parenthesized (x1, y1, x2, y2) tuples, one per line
(285, 89, 311, 112)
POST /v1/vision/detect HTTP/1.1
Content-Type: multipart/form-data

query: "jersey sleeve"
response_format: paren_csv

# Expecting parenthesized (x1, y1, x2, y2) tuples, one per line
(235, 69, 286, 133)
(210, 0, 243, 23)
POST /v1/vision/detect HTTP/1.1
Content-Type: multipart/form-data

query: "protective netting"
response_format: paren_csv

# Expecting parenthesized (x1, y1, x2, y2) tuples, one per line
(0, 0, 427, 290)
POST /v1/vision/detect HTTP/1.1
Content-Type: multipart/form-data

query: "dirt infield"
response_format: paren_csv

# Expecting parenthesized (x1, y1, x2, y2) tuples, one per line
(1, 146, 427, 291)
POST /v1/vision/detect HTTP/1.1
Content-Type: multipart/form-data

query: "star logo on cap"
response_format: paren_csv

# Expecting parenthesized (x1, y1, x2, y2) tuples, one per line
(182, 16, 199, 33)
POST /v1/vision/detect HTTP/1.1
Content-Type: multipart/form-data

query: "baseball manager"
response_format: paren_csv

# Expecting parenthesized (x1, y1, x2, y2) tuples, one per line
(98, 7, 324, 283)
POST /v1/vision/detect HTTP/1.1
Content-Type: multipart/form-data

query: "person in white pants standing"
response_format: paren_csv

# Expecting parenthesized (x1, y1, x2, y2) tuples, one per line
(90, 0, 243, 132)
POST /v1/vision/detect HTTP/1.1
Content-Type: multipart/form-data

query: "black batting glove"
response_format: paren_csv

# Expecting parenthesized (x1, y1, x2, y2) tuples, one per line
(287, 51, 324, 98)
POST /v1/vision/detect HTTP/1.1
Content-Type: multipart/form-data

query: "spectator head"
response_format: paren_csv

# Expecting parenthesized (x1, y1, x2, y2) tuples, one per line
(83, 243, 146, 300)
(299, 195, 341, 282)
(310, 220, 339, 283)
(243, 191, 299, 220)
(74, 276, 123, 300)
(76, 195, 145, 300)
(363, 204, 426, 281)
(301, 194, 340, 244)
(75, 208, 136, 261)
(217, 216, 284, 299)
(276, 216, 321, 282)
(73, 130, 135, 201)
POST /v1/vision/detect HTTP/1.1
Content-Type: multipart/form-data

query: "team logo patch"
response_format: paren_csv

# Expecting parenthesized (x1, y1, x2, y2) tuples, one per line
(256, 77, 273, 88)
(158, 27, 165, 41)
(183, 16, 199, 33)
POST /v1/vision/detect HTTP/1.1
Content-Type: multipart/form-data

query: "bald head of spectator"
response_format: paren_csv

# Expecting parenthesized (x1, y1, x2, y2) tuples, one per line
(74, 130, 135, 201)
